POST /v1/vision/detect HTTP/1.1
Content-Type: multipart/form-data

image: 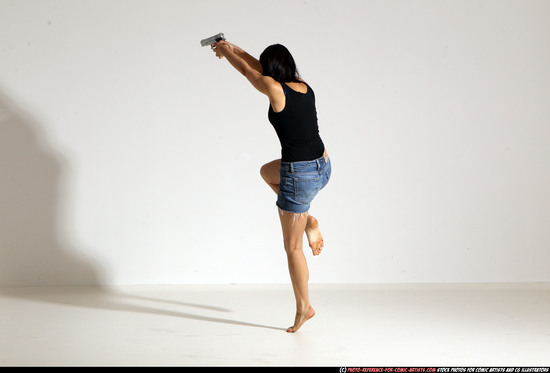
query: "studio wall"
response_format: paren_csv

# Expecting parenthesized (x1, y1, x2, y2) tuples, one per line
(1, 0, 549, 285)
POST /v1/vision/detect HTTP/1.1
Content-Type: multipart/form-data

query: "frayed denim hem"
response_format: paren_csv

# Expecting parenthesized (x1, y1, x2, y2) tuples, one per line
(278, 207, 309, 226)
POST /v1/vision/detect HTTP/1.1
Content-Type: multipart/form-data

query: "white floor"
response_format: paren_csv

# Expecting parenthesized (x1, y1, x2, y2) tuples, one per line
(0, 283, 549, 367)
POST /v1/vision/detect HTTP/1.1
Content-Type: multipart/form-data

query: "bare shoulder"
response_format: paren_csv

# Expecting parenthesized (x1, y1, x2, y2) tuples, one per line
(264, 76, 283, 95)
(265, 78, 285, 112)
(243, 70, 285, 110)
(245, 69, 279, 94)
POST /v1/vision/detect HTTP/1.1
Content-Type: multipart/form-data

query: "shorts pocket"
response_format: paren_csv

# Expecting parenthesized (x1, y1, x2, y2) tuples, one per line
(279, 176, 294, 195)
(294, 176, 320, 204)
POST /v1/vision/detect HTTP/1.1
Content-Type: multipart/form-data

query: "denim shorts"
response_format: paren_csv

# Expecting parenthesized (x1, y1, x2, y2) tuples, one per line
(277, 154, 332, 214)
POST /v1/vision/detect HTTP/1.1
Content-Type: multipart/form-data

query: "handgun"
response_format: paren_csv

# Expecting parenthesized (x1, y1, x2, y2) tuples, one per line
(200, 33, 226, 48)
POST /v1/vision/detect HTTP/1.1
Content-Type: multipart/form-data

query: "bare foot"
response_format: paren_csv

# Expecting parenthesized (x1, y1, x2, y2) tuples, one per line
(305, 215, 324, 256)
(286, 306, 315, 333)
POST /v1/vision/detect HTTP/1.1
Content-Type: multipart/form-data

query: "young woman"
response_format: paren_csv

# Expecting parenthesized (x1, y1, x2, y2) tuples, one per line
(213, 41, 331, 333)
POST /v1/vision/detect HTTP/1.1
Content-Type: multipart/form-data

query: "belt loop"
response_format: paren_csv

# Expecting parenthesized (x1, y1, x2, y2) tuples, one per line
(316, 159, 320, 170)
(290, 162, 294, 173)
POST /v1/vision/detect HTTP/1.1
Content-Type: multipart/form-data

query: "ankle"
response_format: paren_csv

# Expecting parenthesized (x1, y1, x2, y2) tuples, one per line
(296, 302, 311, 313)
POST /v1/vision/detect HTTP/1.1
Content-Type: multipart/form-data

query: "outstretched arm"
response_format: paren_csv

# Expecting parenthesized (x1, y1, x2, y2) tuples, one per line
(213, 40, 276, 97)
(227, 42, 263, 74)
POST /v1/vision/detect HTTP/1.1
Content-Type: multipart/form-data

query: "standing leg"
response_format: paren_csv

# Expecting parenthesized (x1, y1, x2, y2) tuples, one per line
(279, 209, 316, 333)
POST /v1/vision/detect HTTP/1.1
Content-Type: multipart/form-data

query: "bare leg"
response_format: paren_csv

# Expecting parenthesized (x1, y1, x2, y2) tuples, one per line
(279, 208, 316, 333)
(260, 159, 281, 194)
(262, 159, 325, 256)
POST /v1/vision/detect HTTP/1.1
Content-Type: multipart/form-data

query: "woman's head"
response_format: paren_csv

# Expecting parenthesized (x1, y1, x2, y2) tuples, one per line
(259, 44, 301, 83)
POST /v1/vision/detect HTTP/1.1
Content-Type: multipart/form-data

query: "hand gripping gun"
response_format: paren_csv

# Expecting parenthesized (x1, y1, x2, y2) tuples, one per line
(200, 33, 225, 49)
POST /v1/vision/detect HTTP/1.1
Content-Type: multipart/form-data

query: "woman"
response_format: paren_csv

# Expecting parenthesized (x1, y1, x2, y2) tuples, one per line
(213, 41, 331, 333)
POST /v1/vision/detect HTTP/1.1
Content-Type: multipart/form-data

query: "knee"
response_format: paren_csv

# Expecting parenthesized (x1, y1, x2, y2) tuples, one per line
(259, 163, 271, 182)
(284, 240, 303, 255)
(259, 164, 267, 179)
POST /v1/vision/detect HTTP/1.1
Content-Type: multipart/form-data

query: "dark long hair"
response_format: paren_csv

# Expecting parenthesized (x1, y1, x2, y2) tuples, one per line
(259, 44, 301, 83)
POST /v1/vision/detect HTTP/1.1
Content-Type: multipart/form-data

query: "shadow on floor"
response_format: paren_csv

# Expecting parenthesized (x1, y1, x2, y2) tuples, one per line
(1, 286, 286, 331)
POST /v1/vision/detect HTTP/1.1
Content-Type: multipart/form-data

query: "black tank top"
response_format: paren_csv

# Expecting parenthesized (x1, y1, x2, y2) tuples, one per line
(268, 82, 325, 162)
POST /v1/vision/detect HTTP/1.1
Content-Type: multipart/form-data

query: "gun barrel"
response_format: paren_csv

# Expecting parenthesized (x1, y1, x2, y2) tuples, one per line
(200, 33, 225, 47)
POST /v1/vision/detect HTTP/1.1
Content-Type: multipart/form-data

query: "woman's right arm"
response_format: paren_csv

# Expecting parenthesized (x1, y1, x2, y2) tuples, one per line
(224, 42, 262, 74)
(213, 41, 282, 105)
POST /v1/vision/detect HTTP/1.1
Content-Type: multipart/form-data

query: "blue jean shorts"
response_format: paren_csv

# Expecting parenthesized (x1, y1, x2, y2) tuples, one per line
(277, 154, 332, 214)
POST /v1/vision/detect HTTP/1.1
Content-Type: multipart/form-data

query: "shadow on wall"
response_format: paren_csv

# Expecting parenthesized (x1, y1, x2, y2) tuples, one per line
(0, 88, 285, 331)
(0, 88, 100, 286)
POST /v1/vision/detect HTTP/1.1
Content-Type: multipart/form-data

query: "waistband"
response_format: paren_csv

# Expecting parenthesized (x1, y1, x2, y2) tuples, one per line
(280, 153, 329, 173)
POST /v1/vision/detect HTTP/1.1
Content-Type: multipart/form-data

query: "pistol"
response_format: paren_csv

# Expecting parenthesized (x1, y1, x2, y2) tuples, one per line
(200, 33, 226, 48)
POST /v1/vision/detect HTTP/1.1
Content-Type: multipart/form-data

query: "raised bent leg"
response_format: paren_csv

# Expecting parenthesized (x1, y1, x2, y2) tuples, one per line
(305, 215, 324, 256)
(260, 159, 281, 194)
(262, 158, 325, 256)
(279, 208, 316, 333)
